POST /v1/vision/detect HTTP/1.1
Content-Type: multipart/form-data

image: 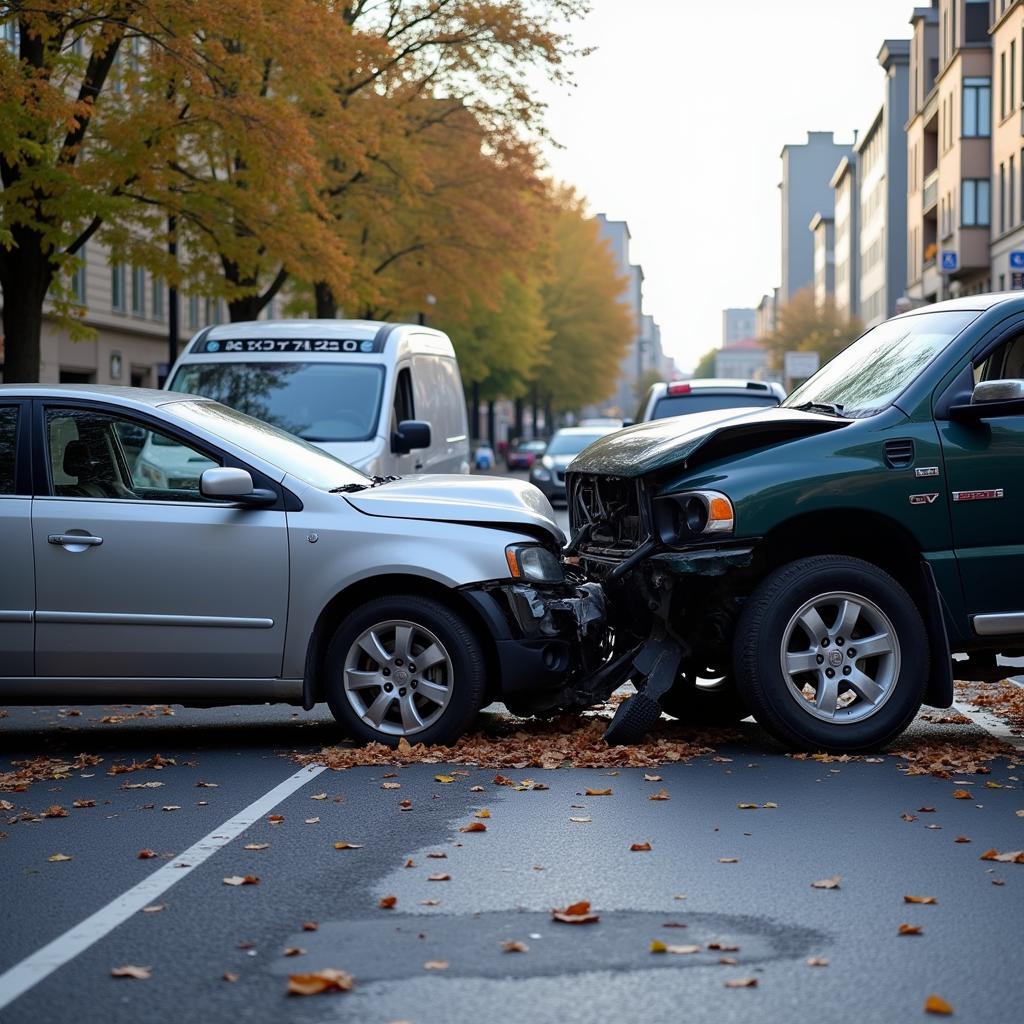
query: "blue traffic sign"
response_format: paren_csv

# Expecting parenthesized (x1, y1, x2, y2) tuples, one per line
(940, 251, 958, 272)
(1010, 251, 1024, 269)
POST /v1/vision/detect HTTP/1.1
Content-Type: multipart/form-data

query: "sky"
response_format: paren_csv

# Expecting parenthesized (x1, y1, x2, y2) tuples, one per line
(533, 0, 917, 372)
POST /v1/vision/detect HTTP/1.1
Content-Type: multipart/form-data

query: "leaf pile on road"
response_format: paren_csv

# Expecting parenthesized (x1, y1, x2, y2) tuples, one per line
(1, 753, 102, 792)
(297, 715, 715, 771)
(963, 679, 1024, 732)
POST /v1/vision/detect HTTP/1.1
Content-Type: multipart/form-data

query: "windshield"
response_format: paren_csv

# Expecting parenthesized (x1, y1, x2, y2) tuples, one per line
(170, 400, 371, 490)
(652, 394, 780, 419)
(168, 361, 385, 442)
(782, 310, 977, 417)
(547, 431, 611, 455)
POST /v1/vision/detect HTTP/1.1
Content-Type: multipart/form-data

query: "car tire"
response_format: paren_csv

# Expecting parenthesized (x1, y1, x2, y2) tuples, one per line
(325, 594, 487, 747)
(659, 673, 750, 726)
(733, 555, 928, 752)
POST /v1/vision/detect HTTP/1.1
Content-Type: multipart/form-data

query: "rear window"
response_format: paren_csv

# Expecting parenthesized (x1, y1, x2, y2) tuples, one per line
(651, 393, 780, 419)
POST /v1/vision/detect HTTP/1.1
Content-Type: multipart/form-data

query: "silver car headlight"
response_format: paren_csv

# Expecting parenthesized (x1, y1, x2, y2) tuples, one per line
(505, 543, 564, 583)
(531, 466, 552, 482)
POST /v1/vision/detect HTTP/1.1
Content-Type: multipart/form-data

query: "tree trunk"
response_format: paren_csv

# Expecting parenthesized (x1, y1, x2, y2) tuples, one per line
(531, 383, 539, 437)
(314, 281, 337, 318)
(513, 397, 524, 439)
(469, 382, 481, 442)
(486, 400, 496, 448)
(0, 234, 53, 382)
(223, 260, 288, 322)
(544, 396, 553, 435)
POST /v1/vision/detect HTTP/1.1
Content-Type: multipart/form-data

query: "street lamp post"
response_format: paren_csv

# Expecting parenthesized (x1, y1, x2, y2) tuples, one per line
(417, 293, 437, 326)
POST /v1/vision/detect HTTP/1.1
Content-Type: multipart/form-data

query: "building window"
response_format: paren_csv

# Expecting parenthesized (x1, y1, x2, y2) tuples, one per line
(110, 263, 125, 311)
(963, 78, 991, 138)
(152, 278, 164, 320)
(1000, 164, 1007, 232)
(1, 19, 16, 50)
(1013, 41, 1018, 113)
(70, 248, 86, 304)
(188, 295, 199, 329)
(131, 265, 145, 316)
(962, 179, 990, 226)
(1012, 154, 1017, 228)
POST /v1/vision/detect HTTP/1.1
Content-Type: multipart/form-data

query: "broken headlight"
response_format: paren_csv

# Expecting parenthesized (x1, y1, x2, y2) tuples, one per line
(505, 543, 564, 583)
(653, 490, 734, 546)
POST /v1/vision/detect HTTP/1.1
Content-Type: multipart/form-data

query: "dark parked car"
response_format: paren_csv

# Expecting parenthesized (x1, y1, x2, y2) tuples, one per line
(530, 426, 618, 505)
(564, 294, 1024, 751)
(506, 438, 547, 470)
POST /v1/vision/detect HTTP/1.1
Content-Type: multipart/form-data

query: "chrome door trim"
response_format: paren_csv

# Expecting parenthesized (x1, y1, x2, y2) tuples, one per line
(0, 610, 33, 622)
(48, 534, 103, 547)
(34, 611, 274, 628)
(972, 611, 1024, 635)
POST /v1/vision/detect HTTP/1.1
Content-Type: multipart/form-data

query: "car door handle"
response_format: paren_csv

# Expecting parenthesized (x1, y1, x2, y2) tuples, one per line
(48, 534, 103, 547)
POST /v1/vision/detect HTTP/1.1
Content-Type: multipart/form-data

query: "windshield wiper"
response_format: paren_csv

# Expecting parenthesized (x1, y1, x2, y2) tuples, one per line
(330, 475, 400, 494)
(791, 401, 846, 417)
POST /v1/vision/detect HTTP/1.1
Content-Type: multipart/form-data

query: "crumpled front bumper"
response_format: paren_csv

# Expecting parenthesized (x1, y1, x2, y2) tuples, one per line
(459, 580, 608, 699)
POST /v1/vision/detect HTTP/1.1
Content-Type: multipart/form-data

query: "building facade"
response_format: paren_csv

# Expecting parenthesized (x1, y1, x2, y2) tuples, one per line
(714, 338, 770, 380)
(831, 155, 860, 319)
(810, 212, 836, 306)
(721, 307, 756, 345)
(755, 289, 779, 338)
(779, 132, 855, 303)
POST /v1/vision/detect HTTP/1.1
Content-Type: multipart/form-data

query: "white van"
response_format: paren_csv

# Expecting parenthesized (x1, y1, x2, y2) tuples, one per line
(163, 320, 470, 476)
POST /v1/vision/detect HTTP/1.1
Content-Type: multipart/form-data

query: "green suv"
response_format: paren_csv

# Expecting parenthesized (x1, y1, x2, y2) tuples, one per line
(565, 295, 1024, 751)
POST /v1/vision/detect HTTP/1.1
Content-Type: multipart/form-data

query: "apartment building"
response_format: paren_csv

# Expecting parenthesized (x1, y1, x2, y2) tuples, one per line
(721, 307, 756, 345)
(779, 132, 855, 303)
(831, 155, 860, 319)
(907, 1, 992, 304)
(755, 289, 779, 338)
(990, 0, 1024, 289)
(809, 213, 836, 305)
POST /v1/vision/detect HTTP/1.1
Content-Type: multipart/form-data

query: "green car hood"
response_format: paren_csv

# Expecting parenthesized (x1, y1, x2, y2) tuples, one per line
(568, 406, 850, 479)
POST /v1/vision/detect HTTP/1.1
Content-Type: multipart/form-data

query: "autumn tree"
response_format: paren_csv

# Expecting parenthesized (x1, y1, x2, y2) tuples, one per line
(761, 288, 863, 372)
(691, 347, 718, 378)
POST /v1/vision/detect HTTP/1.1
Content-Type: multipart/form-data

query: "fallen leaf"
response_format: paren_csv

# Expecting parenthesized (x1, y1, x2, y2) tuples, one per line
(459, 822, 486, 833)
(470, 785, 485, 792)
(644, 774, 662, 782)
(310, 793, 327, 800)
(423, 961, 449, 971)
(137, 849, 157, 859)
(419, 899, 441, 906)
(904, 895, 937, 904)
(718, 857, 739, 864)
(650, 939, 668, 953)
(925, 824, 942, 830)
(993, 878, 1006, 886)
(649, 789, 670, 801)
(673, 894, 687, 900)
(223, 972, 238, 982)
(719, 956, 739, 965)
(552, 901, 599, 924)
(708, 942, 739, 952)
(196, 781, 218, 788)
(244, 843, 269, 851)
(48, 853, 72, 862)
(267, 814, 284, 824)
(952, 789, 971, 800)
(918, 806, 936, 813)
(474, 808, 491, 819)
(806, 956, 829, 967)
(898, 924, 923, 935)
(954, 836, 971, 844)
(302, 921, 318, 931)
(0, 800, 13, 811)
(333, 842, 363, 850)
(901, 813, 918, 822)
(161, 805, 181, 812)
(762, 802, 779, 809)
(502, 940, 529, 953)
(141, 904, 164, 913)
(305, 817, 320, 825)
(404, 858, 415, 868)
(283, 947, 306, 957)
(585, 788, 612, 796)
(428, 873, 451, 881)
(381, 782, 401, 790)
(427, 851, 448, 859)
(42, 805, 68, 817)
(569, 816, 592, 823)
(287, 968, 354, 996)
(985, 781, 1003, 789)
(382, 772, 398, 778)
(122, 781, 164, 790)
(924, 994, 954, 1015)
(399, 800, 413, 810)
(810, 876, 841, 889)
(630, 842, 652, 852)
(493, 774, 514, 786)
(222, 875, 259, 886)
(979, 848, 1024, 863)
(111, 965, 151, 980)
(379, 895, 397, 908)
(737, 803, 758, 810)
(434, 775, 455, 784)
(724, 977, 757, 988)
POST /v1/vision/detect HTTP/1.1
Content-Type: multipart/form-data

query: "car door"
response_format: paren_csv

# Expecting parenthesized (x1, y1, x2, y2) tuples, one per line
(938, 329, 1024, 621)
(412, 354, 468, 473)
(0, 402, 33, 677)
(32, 401, 289, 679)
(389, 365, 422, 474)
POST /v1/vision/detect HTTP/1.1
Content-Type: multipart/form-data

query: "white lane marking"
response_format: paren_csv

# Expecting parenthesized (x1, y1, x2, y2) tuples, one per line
(952, 676, 1024, 752)
(0, 763, 327, 1012)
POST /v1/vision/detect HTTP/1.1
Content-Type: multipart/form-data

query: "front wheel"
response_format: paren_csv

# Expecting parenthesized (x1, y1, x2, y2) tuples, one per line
(325, 594, 487, 747)
(733, 555, 928, 752)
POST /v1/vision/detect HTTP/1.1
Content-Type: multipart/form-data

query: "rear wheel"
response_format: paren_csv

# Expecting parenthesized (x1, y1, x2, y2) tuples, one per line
(325, 594, 486, 747)
(734, 555, 928, 751)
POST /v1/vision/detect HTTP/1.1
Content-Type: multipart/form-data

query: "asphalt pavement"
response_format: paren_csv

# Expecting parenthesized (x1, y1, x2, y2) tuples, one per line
(1, 699, 1021, 1024)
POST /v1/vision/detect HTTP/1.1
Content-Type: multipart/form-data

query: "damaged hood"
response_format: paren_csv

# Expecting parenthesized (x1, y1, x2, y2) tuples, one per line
(343, 474, 564, 544)
(568, 406, 850, 478)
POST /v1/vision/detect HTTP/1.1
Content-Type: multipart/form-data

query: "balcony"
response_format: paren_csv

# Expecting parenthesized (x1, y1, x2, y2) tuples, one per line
(923, 169, 939, 213)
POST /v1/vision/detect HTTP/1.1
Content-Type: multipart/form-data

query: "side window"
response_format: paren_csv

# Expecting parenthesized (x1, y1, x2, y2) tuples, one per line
(0, 406, 18, 495)
(45, 408, 221, 501)
(393, 367, 415, 426)
(978, 332, 1024, 382)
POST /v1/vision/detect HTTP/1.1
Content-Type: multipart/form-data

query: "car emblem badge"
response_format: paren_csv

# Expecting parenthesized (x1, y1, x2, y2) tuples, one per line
(828, 649, 843, 668)
(952, 489, 1004, 502)
(909, 493, 939, 505)
(915, 467, 939, 478)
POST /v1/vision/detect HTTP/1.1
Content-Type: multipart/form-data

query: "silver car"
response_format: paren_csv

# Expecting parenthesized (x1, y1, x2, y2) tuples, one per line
(0, 385, 603, 745)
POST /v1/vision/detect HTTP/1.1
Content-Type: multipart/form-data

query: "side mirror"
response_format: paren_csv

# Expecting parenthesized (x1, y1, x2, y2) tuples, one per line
(950, 379, 1024, 421)
(200, 467, 277, 507)
(392, 419, 431, 454)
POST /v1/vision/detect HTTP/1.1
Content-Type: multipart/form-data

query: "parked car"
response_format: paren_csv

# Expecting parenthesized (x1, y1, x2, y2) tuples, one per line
(530, 426, 620, 505)
(0, 385, 604, 746)
(577, 417, 625, 428)
(165, 319, 470, 477)
(565, 294, 1024, 751)
(635, 379, 785, 422)
(473, 442, 495, 470)
(506, 438, 547, 470)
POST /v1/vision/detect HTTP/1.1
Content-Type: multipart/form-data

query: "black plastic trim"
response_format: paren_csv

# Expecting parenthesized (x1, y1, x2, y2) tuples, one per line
(920, 560, 954, 709)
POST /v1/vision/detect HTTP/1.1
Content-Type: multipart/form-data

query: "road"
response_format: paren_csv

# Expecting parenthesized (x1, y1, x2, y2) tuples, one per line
(2, 469, 1022, 1023)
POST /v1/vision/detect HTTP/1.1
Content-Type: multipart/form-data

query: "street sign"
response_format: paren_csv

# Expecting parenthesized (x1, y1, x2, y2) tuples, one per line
(784, 351, 820, 381)
(940, 251, 958, 272)
(1010, 251, 1024, 269)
